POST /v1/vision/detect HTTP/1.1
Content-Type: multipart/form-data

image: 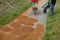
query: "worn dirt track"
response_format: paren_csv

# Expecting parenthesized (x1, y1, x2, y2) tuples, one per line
(0, 0, 47, 40)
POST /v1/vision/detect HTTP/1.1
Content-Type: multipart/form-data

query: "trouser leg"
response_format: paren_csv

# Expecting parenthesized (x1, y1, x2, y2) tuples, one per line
(50, 4, 54, 15)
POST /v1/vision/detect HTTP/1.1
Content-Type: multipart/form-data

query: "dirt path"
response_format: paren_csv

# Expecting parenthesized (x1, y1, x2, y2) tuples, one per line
(0, 0, 48, 40)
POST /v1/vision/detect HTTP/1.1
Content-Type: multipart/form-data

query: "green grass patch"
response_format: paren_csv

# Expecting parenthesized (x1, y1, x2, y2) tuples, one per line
(0, 3, 31, 27)
(44, 0, 60, 40)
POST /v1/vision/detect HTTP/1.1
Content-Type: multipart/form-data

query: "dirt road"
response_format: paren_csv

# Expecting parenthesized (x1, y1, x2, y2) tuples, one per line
(0, 0, 48, 40)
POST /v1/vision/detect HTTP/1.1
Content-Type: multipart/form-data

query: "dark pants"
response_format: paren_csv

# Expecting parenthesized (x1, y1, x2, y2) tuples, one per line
(44, 0, 56, 14)
(50, 4, 55, 14)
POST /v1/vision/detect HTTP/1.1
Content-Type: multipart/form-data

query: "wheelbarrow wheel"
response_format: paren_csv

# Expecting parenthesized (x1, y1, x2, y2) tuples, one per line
(33, 8, 38, 15)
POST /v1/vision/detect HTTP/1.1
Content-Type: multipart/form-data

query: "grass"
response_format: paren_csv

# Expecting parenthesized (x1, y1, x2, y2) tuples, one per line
(0, 3, 31, 27)
(44, 0, 60, 40)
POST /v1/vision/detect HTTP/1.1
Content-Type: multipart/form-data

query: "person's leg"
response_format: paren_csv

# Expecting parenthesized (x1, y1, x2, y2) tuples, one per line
(50, 4, 54, 15)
